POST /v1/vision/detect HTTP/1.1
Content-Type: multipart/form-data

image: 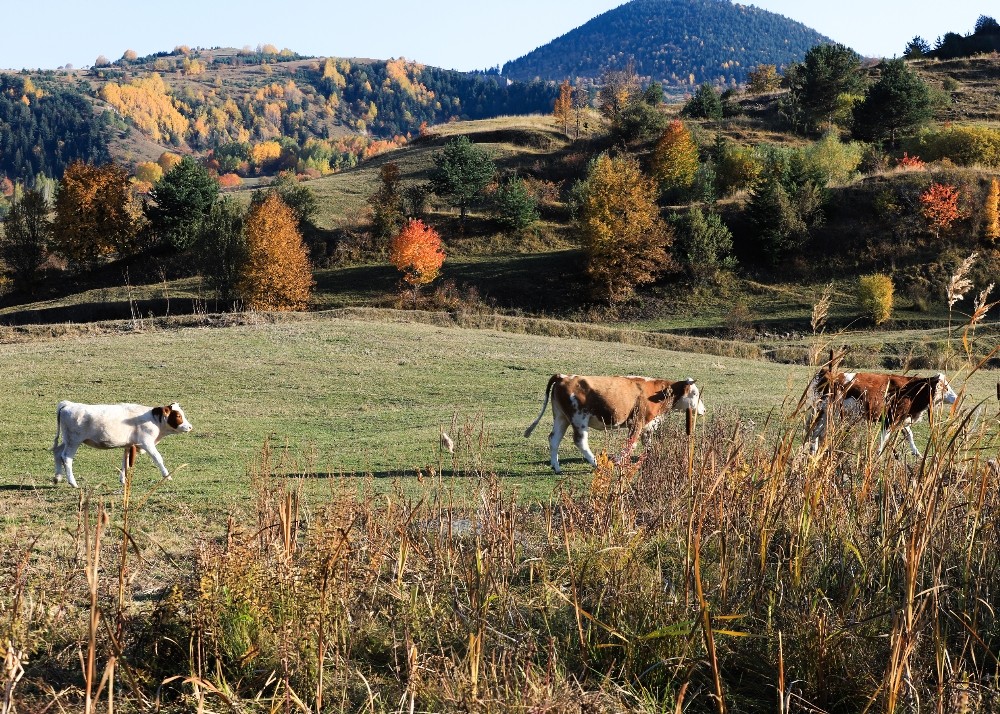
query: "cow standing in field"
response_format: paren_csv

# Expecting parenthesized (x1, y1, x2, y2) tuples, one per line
(806, 369, 957, 456)
(524, 374, 706, 473)
(52, 401, 194, 488)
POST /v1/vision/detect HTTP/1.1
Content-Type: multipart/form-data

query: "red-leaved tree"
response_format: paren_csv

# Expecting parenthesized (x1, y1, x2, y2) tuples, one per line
(390, 219, 445, 305)
(919, 182, 960, 238)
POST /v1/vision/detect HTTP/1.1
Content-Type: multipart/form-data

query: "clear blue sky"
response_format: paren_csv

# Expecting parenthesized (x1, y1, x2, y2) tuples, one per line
(0, 1, 991, 71)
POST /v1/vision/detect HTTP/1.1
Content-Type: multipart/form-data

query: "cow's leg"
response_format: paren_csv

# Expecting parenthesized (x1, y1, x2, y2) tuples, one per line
(141, 443, 172, 479)
(61, 443, 80, 488)
(548, 412, 569, 474)
(119, 445, 138, 485)
(808, 406, 827, 454)
(903, 426, 922, 457)
(53, 443, 65, 482)
(877, 425, 895, 455)
(571, 416, 597, 467)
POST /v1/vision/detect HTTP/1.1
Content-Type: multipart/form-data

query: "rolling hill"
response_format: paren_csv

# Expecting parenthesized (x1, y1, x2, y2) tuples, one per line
(501, 0, 834, 87)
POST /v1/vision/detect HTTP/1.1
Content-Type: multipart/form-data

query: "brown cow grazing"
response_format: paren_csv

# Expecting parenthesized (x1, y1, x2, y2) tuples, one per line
(806, 369, 957, 456)
(524, 374, 706, 473)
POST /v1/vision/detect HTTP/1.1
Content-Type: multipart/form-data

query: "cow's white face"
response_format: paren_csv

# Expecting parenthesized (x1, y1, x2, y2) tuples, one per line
(164, 402, 194, 433)
(679, 381, 706, 415)
(935, 374, 958, 405)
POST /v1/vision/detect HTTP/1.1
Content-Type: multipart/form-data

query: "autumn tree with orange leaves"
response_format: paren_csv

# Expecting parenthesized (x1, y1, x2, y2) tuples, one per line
(553, 80, 573, 134)
(390, 219, 445, 304)
(919, 182, 960, 239)
(236, 192, 313, 311)
(52, 160, 145, 266)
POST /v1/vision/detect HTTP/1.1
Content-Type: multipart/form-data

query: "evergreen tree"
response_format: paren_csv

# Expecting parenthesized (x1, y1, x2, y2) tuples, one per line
(1, 187, 50, 292)
(252, 173, 318, 235)
(429, 136, 495, 226)
(147, 157, 219, 251)
(368, 163, 406, 242)
(682, 83, 723, 120)
(903, 36, 932, 58)
(489, 176, 539, 230)
(781, 43, 862, 133)
(852, 59, 932, 144)
(670, 206, 736, 282)
(196, 197, 246, 301)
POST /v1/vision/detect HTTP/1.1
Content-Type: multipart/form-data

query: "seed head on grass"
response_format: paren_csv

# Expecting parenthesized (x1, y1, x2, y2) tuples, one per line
(946, 253, 977, 309)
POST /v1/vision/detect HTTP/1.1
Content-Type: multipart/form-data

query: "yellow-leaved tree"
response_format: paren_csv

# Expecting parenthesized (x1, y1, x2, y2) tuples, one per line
(237, 193, 313, 311)
(579, 153, 674, 303)
(652, 119, 699, 194)
(985, 177, 999, 242)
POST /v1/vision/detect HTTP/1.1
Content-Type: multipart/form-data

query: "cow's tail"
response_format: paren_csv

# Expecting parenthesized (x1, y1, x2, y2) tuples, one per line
(52, 401, 66, 453)
(524, 375, 561, 438)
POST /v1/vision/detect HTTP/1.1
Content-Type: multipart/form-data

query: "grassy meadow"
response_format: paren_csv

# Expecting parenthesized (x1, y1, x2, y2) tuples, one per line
(1, 314, 999, 712)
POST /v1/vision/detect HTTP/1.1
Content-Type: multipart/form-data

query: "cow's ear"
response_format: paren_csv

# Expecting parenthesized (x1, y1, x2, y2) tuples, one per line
(650, 387, 672, 403)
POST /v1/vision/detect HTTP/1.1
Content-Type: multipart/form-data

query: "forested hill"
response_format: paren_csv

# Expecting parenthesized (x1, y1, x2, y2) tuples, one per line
(501, 0, 833, 87)
(0, 74, 110, 182)
(0, 50, 556, 184)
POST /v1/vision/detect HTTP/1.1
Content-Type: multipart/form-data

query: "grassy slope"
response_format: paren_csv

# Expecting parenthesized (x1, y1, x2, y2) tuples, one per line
(2, 315, 997, 549)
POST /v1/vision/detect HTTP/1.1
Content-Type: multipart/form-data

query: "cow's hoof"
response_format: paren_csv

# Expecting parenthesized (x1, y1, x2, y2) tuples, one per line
(66, 477, 79, 488)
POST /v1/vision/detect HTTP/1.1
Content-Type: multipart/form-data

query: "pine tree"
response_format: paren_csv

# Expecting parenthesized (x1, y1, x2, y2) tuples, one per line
(237, 193, 313, 311)
(852, 59, 932, 144)
(1, 187, 50, 292)
(985, 177, 1000, 242)
(578, 153, 673, 303)
(368, 162, 406, 242)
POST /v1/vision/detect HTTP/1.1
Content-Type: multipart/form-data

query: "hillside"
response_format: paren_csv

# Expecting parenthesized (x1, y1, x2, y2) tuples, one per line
(501, 0, 833, 86)
(0, 49, 556, 183)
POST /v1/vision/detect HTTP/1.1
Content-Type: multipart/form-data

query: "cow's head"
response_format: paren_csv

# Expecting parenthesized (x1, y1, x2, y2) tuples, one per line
(934, 373, 958, 406)
(676, 378, 706, 416)
(154, 403, 194, 433)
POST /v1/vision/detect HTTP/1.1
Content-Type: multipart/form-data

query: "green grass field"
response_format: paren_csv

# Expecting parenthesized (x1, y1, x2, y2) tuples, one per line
(3, 313, 997, 542)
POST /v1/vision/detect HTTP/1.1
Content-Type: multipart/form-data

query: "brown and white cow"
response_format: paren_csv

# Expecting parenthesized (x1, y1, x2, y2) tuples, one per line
(524, 374, 706, 473)
(806, 369, 957, 456)
(52, 401, 194, 488)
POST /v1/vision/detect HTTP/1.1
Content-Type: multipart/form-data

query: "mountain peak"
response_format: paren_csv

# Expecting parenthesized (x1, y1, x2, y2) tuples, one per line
(502, 0, 834, 87)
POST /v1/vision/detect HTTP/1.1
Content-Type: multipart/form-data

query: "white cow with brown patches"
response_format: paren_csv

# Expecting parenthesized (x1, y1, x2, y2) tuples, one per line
(806, 369, 957, 456)
(52, 401, 194, 487)
(524, 374, 706, 473)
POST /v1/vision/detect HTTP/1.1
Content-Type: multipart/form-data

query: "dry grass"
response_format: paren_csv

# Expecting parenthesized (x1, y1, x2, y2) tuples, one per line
(3, 381, 1000, 712)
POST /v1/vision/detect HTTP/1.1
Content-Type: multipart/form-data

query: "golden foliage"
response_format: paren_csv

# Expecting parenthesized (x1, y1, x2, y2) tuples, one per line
(99, 73, 189, 143)
(857, 273, 894, 325)
(984, 177, 999, 242)
(52, 161, 145, 264)
(157, 152, 182, 173)
(553, 80, 573, 134)
(653, 119, 699, 192)
(134, 161, 163, 185)
(390, 219, 446, 288)
(237, 193, 314, 311)
(746, 64, 780, 94)
(579, 153, 673, 303)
